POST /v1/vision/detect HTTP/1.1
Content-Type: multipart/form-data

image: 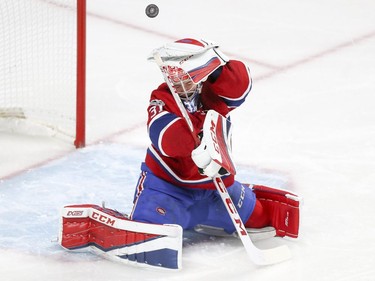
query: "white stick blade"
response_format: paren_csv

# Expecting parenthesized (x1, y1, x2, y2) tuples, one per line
(250, 244, 291, 265)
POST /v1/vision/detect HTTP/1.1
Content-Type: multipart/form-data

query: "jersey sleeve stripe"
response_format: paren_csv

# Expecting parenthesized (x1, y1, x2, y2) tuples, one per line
(148, 112, 181, 157)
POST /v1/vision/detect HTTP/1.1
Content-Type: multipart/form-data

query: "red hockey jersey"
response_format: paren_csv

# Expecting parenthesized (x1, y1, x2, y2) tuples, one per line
(145, 60, 252, 190)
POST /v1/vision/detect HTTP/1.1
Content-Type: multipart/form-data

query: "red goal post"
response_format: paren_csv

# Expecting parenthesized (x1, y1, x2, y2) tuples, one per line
(0, 0, 86, 148)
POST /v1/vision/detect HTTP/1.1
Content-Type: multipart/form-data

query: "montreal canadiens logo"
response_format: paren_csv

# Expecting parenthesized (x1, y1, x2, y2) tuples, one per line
(156, 207, 166, 216)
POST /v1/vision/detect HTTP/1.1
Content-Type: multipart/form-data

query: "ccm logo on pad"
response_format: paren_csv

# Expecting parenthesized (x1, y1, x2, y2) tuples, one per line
(209, 120, 220, 154)
(90, 211, 116, 226)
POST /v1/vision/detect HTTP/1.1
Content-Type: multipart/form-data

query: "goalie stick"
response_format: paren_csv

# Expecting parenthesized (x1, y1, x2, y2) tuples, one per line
(194, 224, 277, 241)
(153, 52, 291, 265)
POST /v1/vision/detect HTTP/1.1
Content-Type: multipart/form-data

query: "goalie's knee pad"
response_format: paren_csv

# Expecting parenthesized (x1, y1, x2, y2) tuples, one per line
(251, 185, 301, 238)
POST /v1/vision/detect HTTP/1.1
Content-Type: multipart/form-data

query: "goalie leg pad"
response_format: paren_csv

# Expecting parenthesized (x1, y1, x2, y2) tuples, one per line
(60, 204, 183, 270)
(250, 185, 301, 238)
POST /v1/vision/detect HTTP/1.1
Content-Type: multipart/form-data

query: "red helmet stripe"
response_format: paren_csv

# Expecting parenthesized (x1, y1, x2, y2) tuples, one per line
(175, 38, 205, 47)
(188, 57, 221, 83)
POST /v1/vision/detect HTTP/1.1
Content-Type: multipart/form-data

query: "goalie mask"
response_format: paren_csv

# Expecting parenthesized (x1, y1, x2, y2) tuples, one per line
(149, 38, 228, 112)
(165, 65, 202, 113)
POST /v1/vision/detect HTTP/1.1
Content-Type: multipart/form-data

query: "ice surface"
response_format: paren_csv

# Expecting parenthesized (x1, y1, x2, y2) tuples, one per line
(1, 0, 375, 280)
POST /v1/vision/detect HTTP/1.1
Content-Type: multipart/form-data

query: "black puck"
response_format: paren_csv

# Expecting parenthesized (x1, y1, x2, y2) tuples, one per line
(145, 4, 159, 18)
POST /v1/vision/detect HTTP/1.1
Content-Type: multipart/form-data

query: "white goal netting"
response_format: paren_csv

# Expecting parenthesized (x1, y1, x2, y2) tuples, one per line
(0, 0, 84, 145)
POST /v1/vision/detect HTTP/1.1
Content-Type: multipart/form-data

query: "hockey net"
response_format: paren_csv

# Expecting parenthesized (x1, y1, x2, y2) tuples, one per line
(0, 0, 86, 147)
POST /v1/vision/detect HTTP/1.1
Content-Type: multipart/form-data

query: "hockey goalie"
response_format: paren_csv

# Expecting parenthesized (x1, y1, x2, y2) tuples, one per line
(59, 38, 301, 270)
